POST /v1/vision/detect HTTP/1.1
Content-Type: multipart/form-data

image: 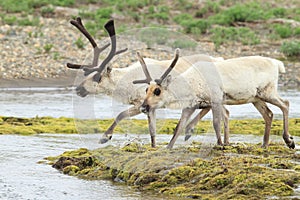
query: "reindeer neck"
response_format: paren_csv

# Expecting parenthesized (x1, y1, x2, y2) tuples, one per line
(97, 67, 134, 96)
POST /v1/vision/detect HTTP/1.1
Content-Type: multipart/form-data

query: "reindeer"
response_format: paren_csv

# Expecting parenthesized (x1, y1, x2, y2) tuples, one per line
(134, 49, 295, 149)
(67, 18, 225, 147)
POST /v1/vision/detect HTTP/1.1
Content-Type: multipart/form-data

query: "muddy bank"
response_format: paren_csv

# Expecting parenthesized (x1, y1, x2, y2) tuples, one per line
(0, 71, 76, 88)
(47, 142, 300, 199)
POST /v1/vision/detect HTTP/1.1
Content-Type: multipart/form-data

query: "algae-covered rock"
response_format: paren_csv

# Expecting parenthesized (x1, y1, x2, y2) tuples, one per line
(47, 142, 300, 199)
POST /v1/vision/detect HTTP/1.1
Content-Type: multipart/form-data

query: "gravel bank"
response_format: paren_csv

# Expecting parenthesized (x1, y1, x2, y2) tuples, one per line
(0, 17, 299, 89)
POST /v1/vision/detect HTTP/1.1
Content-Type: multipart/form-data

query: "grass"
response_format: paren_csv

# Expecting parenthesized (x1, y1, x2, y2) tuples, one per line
(0, 0, 299, 54)
(208, 2, 272, 26)
(280, 41, 300, 57)
(211, 26, 260, 50)
(274, 24, 294, 38)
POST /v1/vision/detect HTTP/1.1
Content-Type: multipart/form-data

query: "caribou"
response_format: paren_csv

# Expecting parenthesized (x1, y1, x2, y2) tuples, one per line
(67, 17, 224, 147)
(134, 48, 295, 149)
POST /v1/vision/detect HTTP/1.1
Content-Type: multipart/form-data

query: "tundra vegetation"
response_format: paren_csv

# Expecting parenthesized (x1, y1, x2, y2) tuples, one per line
(0, 0, 299, 56)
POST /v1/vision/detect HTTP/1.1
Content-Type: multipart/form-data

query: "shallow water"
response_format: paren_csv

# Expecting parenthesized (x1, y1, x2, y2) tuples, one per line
(0, 133, 193, 200)
(1, 132, 299, 200)
(0, 87, 299, 119)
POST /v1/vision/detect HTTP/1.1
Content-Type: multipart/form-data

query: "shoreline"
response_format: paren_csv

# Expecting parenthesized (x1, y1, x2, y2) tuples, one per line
(0, 71, 76, 88)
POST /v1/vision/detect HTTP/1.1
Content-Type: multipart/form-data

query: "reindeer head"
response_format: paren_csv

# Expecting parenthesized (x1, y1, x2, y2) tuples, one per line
(133, 49, 180, 113)
(67, 17, 127, 97)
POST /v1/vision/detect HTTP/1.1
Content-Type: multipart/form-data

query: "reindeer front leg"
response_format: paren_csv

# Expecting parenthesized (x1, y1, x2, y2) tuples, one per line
(147, 109, 156, 147)
(99, 106, 141, 144)
(222, 106, 230, 145)
(185, 106, 230, 145)
(167, 107, 196, 149)
(212, 103, 223, 146)
(184, 108, 210, 141)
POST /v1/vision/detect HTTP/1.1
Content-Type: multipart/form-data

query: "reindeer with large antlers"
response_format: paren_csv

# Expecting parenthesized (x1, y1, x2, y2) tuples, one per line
(67, 17, 224, 147)
(135, 49, 295, 149)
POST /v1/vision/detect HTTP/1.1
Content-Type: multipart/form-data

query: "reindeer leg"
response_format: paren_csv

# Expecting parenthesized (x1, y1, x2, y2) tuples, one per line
(148, 109, 156, 147)
(184, 108, 210, 141)
(212, 104, 223, 146)
(167, 107, 196, 149)
(252, 100, 273, 148)
(99, 106, 141, 144)
(266, 96, 295, 149)
(222, 106, 230, 145)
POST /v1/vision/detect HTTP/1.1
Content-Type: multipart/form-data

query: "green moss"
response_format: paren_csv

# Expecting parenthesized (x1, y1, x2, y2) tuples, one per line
(63, 165, 80, 175)
(1, 116, 300, 140)
(47, 142, 300, 199)
(121, 142, 146, 153)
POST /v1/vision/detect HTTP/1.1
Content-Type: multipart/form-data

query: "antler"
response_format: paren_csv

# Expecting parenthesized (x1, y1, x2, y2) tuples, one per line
(133, 48, 180, 85)
(154, 48, 180, 85)
(132, 52, 153, 84)
(66, 17, 110, 69)
(66, 17, 127, 80)
(82, 19, 128, 77)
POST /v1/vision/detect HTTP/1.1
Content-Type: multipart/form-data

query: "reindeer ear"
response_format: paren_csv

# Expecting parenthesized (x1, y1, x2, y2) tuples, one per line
(160, 74, 172, 89)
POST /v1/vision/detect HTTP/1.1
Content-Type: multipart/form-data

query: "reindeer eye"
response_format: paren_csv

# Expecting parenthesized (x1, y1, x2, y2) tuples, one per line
(145, 88, 148, 93)
(153, 88, 161, 96)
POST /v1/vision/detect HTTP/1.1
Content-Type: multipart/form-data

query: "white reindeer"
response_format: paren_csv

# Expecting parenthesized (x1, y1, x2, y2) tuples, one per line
(135, 49, 295, 149)
(67, 18, 225, 147)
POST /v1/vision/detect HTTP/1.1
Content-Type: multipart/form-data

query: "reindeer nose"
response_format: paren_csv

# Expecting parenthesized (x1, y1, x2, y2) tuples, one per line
(140, 104, 150, 114)
(76, 86, 89, 97)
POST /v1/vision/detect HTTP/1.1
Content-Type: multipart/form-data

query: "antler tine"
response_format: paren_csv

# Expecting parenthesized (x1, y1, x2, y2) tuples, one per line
(94, 19, 117, 75)
(133, 52, 153, 84)
(155, 48, 180, 85)
(85, 19, 127, 80)
(66, 17, 110, 69)
(71, 17, 97, 48)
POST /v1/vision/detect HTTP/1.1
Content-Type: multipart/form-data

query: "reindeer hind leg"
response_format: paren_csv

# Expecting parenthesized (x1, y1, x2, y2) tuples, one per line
(265, 95, 295, 149)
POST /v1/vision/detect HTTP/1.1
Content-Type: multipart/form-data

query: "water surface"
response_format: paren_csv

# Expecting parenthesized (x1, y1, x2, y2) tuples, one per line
(0, 87, 299, 119)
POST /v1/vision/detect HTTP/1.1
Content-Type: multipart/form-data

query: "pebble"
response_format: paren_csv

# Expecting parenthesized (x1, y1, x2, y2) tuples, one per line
(0, 17, 299, 88)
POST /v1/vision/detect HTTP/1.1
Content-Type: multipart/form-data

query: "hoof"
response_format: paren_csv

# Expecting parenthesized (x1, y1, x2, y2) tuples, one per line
(261, 144, 268, 148)
(284, 136, 295, 149)
(184, 134, 192, 141)
(287, 140, 295, 149)
(99, 135, 112, 144)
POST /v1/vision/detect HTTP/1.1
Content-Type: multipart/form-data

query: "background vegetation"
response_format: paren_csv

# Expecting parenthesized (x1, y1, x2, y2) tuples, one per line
(0, 0, 299, 57)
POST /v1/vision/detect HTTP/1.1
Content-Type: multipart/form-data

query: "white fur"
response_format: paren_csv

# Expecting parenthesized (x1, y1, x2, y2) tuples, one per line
(141, 55, 294, 148)
(78, 54, 221, 104)
(155, 56, 285, 109)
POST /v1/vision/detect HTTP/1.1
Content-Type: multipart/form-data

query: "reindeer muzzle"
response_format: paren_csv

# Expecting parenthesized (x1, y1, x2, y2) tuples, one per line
(140, 104, 150, 114)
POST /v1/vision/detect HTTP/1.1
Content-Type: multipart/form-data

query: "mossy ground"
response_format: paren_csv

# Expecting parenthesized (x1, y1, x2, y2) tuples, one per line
(1, 116, 300, 137)
(46, 142, 300, 199)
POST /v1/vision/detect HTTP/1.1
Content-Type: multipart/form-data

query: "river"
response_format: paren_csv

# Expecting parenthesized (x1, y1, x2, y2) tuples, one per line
(0, 87, 299, 119)
(0, 87, 299, 200)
